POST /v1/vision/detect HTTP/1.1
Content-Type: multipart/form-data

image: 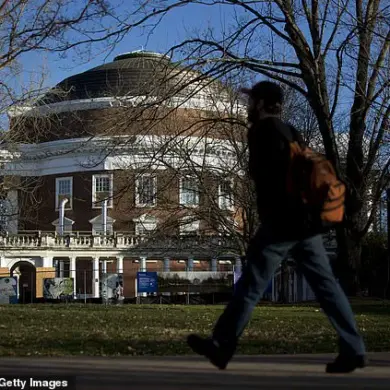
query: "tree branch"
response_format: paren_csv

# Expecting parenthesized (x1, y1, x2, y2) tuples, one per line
(366, 28, 390, 104)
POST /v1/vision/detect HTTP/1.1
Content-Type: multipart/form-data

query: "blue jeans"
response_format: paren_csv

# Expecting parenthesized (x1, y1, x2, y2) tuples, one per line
(212, 227, 366, 356)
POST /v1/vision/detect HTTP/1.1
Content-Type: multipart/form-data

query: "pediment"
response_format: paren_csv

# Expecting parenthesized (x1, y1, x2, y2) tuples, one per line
(51, 217, 75, 226)
(89, 215, 116, 224)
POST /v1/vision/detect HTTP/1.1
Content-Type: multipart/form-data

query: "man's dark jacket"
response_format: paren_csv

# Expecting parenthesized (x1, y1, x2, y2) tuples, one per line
(247, 116, 308, 237)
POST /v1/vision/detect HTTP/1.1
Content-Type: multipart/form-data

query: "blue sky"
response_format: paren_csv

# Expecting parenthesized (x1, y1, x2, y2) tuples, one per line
(18, 2, 231, 90)
(14, 2, 357, 121)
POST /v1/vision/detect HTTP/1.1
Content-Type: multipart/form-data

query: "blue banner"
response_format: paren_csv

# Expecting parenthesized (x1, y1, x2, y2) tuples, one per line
(137, 272, 158, 294)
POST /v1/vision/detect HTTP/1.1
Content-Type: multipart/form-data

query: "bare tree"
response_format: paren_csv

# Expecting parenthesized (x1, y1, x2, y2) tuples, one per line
(115, 0, 390, 294)
(0, 0, 127, 231)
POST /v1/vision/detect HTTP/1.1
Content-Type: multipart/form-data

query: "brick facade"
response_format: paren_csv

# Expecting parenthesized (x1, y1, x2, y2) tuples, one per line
(19, 168, 236, 234)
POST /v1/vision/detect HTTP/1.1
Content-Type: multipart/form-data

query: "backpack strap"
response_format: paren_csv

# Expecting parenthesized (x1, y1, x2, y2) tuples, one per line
(289, 125, 306, 148)
(275, 121, 307, 148)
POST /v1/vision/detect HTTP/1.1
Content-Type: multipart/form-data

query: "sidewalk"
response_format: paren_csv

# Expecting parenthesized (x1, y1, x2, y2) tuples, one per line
(0, 353, 389, 389)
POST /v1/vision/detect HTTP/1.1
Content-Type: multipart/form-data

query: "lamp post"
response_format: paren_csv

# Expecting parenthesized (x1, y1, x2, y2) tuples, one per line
(59, 198, 68, 236)
(102, 199, 108, 235)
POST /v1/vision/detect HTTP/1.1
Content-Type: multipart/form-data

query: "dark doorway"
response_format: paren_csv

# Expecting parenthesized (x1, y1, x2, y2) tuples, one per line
(10, 261, 36, 303)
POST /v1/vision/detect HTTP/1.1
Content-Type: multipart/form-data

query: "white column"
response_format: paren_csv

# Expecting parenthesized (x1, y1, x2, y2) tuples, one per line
(163, 258, 170, 296)
(211, 257, 218, 272)
(117, 256, 124, 274)
(70, 257, 76, 299)
(139, 256, 147, 297)
(163, 257, 170, 272)
(59, 261, 65, 278)
(42, 257, 53, 268)
(102, 259, 107, 274)
(139, 256, 147, 272)
(187, 257, 194, 272)
(92, 257, 100, 298)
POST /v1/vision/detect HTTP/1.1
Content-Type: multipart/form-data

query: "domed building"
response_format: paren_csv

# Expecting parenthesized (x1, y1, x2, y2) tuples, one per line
(0, 51, 252, 301)
(0, 51, 335, 303)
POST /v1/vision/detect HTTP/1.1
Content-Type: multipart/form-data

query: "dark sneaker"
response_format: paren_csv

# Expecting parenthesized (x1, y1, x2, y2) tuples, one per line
(326, 354, 367, 374)
(187, 334, 233, 370)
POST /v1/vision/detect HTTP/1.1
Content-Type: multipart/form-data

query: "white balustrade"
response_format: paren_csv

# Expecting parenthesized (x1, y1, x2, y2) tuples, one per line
(0, 232, 145, 250)
(0, 231, 341, 257)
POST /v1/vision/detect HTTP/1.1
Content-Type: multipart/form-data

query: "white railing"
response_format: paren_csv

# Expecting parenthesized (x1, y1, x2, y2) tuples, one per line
(0, 232, 144, 250)
(0, 231, 337, 252)
(0, 232, 235, 251)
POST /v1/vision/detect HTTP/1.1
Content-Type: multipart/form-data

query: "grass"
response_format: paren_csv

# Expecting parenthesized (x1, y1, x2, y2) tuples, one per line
(0, 301, 389, 357)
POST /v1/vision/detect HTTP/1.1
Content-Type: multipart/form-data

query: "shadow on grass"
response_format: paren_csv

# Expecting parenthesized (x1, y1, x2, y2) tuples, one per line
(351, 305, 390, 316)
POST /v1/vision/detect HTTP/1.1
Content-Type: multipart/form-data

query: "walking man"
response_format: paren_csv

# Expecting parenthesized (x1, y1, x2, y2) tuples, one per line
(187, 81, 366, 373)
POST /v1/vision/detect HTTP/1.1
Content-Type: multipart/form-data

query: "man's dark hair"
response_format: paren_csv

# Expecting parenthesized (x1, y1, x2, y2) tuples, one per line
(243, 81, 283, 114)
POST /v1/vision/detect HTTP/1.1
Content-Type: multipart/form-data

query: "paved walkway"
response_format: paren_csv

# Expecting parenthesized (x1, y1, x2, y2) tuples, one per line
(0, 353, 389, 389)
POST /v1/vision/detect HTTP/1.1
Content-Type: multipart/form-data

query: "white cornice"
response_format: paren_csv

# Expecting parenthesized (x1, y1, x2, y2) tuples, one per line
(8, 95, 247, 117)
(15, 134, 242, 157)
(1, 134, 245, 177)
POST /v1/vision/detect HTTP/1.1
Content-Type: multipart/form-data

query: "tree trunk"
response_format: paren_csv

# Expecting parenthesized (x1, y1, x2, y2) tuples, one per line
(335, 226, 363, 296)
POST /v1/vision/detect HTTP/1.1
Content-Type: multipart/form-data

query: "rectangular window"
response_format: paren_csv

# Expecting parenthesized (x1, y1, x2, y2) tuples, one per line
(92, 174, 113, 208)
(180, 176, 199, 206)
(219, 179, 234, 210)
(135, 174, 157, 207)
(55, 177, 73, 210)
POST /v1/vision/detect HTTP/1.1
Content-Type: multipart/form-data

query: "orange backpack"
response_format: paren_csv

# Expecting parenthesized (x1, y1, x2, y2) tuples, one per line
(283, 125, 346, 228)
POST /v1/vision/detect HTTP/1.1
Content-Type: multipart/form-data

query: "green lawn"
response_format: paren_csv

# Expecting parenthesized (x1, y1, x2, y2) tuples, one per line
(0, 302, 389, 357)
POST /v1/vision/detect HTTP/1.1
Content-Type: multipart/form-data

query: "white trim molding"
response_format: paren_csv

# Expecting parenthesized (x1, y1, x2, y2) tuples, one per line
(8, 95, 247, 118)
(2, 135, 244, 177)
